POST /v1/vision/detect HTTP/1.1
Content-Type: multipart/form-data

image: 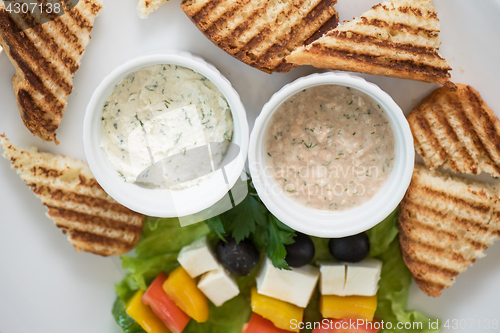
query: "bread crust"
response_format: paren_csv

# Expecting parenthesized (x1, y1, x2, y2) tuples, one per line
(287, 42, 454, 88)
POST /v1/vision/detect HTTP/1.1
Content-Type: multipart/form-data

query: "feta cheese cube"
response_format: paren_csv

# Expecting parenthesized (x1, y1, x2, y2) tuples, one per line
(177, 236, 218, 278)
(198, 264, 240, 307)
(256, 257, 320, 308)
(319, 262, 346, 295)
(343, 258, 382, 296)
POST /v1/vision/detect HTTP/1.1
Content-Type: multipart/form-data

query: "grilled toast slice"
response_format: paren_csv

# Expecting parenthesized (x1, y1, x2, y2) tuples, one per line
(138, 0, 171, 19)
(0, 0, 103, 144)
(181, 0, 339, 73)
(287, 0, 455, 89)
(399, 164, 500, 297)
(408, 84, 500, 177)
(0, 134, 144, 256)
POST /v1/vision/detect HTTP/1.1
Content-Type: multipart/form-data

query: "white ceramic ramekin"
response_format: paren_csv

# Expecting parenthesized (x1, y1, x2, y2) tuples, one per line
(249, 72, 414, 238)
(84, 50, 249, 218)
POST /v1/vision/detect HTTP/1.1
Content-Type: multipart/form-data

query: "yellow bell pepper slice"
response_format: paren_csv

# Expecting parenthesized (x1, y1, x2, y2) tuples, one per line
(250, 288, 303, 332)
(162, 266, 209, 323)
(126, 290, 170, 333)
(320, 294, 377, 321)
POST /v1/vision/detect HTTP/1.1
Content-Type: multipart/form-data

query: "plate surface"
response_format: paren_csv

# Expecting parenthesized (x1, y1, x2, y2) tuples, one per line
(1, 0, 499, 332)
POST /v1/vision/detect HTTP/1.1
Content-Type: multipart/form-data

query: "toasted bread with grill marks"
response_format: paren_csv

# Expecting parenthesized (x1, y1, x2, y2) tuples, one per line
(287, 0, 455, 89)
(0, 134, 144, 256)
(137, 0, 171, 19)
(408, 84, 500, 178)
(399, 164, 500, 297)
(0, 0, 103, 144)
(181, 0, 339, 73)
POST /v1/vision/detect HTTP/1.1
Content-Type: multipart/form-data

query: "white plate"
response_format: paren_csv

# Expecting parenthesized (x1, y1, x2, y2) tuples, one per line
(0, 0, 499, 332)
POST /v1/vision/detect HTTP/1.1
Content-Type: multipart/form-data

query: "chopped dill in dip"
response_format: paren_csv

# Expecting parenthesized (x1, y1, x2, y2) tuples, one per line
(265, 85, 395, 211)
(101, 64, 233, 189)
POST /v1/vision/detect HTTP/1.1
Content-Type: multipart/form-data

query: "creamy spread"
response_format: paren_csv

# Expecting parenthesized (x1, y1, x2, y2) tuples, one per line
(265, 85, 395, 211)
(101, 64, 233, 189)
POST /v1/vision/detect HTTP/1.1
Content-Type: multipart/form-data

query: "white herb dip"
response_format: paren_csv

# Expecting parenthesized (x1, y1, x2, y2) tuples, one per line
(101, 64, 233, 189)
(265, 85, 395, 211)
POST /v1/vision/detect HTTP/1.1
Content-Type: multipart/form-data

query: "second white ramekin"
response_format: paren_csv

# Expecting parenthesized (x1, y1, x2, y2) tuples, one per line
(249, 72, 414, 238)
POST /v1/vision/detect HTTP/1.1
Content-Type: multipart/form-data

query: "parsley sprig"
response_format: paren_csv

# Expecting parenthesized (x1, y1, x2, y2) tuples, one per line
(206, 180, 296, 270)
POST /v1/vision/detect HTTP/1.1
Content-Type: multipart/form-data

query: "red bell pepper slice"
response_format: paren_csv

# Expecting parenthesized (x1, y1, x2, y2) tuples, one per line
(142, 272, 191, 333)
(244, 313, 291, 333)
(313, 319, 381, 333)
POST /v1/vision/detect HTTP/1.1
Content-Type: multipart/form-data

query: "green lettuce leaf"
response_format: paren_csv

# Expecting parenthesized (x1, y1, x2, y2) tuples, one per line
(182, 295, 251, 333)
(135, 217, 210, 258)
(115, 275, 139, 304)
(121, 253, 179, 291)
(366, 209, 399, 258)
(117, 217, 210, 292)
(375, 240, 440, 333)
(302, 289, 322, 333)
(310, 236, 331, 263)
(366, 209, 440, 333)
(112, 296, 146, 333)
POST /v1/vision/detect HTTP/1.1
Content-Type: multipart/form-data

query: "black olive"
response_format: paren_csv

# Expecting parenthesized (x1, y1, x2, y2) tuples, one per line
(285, 232, 315, 267)
(216, 238, 259, 276)
(328, 232, 370, 263)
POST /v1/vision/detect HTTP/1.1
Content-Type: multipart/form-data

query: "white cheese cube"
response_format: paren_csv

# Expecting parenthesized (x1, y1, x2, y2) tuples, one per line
(319, 262, 346, 295)
(256, 257, 320, 308)
(197, 264, 240, 307)
(177, 236, 219, 278)
(343, 258, 382, 296)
